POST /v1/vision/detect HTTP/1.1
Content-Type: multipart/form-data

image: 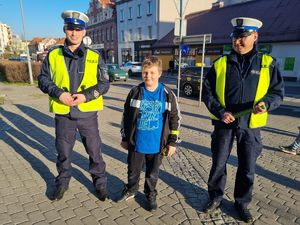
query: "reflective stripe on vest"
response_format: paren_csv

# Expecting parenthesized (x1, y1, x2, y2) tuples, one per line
(48, 48, 103, 114)
(212, 54, 273, 128)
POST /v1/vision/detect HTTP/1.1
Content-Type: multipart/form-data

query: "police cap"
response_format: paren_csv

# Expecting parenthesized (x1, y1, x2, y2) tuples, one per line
(230, 17, 262, 38)
(61, 10, 89, 30)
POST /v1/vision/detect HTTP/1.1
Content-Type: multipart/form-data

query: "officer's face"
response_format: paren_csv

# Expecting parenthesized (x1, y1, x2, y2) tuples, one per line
(64, 27, 86, 47)
(232, 31, 258, 55)
(142, 65, 162, 91)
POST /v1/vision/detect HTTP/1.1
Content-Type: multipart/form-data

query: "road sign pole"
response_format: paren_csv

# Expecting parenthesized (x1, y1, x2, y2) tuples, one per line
(199, 34, 206, 106)
(20, 0, 33, 84)
(176, 0, 183, 102)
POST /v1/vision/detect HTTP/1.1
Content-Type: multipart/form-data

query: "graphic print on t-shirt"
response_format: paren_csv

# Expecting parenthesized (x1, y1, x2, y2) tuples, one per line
(137, 100, 162, 130)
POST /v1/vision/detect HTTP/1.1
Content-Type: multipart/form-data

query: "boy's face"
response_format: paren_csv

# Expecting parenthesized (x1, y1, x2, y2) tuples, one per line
(142, 65, 162, 90)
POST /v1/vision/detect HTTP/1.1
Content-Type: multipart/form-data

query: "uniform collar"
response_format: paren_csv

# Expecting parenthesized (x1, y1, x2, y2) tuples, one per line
(63, 40, 86, 58)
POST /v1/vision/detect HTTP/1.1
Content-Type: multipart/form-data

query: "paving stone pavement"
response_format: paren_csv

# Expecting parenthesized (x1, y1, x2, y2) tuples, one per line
(0, 80, 299, 225)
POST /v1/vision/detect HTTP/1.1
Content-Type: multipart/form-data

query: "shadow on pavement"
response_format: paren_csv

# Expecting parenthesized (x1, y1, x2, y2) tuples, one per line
(1, 105, 124, 201)
(179, 141, 300, 192)
(101, 143, 209, 211)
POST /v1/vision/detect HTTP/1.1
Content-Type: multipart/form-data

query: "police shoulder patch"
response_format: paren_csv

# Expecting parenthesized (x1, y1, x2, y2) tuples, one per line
(94, 90, 100, 98)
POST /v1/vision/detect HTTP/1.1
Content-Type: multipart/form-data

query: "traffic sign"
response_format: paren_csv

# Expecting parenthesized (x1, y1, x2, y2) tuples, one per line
(174, 18, 187, 36)
(173, 34, 212, 45)
(174, 0, 189, 16)
(83, 36, 92, 46)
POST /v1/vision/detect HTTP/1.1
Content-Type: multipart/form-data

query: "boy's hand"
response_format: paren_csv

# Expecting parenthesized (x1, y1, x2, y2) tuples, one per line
(222, 112, 235, 124)
(120, 141, 128, 150)
(165, 145, 176, 157)
(253, 102, 267, 114)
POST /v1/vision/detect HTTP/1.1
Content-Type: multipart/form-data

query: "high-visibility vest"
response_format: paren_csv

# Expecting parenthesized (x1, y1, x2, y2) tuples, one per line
(48, 47, 103, 114)
(212, 54, 273, 128)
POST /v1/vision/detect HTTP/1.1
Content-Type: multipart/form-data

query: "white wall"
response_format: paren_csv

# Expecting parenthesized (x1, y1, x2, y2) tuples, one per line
(158, 0, 214, 39)
(270, 42, 300, 81)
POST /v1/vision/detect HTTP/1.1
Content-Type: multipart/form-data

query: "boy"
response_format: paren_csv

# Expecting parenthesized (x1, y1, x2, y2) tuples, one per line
(119, 56, 181, 211)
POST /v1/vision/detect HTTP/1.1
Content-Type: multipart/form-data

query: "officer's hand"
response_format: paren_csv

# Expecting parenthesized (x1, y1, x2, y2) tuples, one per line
(253, 102, 267, 114)
(165, 145, 176, 158)
(71, 94, 86, 106)
(59, 92, 74, 106)
(222, 112, 236, 124)
(120, 141, 128, 150)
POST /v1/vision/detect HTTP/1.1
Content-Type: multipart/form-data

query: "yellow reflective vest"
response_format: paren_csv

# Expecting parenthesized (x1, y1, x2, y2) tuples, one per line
(212, 54, 273, 128)
(48, 47, 103, 114)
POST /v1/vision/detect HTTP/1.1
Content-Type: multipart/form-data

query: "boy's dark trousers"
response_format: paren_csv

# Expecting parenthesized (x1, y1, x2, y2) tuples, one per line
(126, 150, 163, 200)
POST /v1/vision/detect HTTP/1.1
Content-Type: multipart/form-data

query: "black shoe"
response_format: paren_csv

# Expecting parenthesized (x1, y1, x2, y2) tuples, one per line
(52, 186, 68, 201)
(234, 204, 253, 223)
(96, 189, 109, 201)
(147, 199, 157, 212)
(117, 187, 136, 202)
(204, 200, 221, 213)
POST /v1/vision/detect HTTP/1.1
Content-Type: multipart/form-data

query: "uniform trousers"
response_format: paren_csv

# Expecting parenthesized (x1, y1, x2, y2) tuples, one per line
(126, 151, 163, 200)
(208, 127, 262, 208)
(55, 114, 107, 191)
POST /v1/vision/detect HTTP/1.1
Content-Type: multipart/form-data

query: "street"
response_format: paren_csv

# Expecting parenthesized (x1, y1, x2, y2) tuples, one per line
(0, 78, 299, 225)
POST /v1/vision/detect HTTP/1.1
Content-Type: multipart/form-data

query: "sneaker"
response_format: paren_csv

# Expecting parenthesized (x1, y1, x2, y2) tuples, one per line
(147, 199, 157, 212)
(52, 186, 68, 201)
(279, 144, 297, 155)
(96, 189, 109, 201)
(118, 187, 136, 202)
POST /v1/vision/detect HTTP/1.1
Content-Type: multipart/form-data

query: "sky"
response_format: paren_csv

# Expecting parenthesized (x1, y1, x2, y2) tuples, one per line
(0, 0, 90, 40)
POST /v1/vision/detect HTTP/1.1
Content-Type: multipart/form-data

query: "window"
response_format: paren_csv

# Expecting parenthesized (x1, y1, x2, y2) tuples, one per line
(121, 30, 125, 42)
(147, 1, 152, 15)
(120, 9, 124, 22)
(106, 28, 109, 41)
(148, 26, 152, 39)
(110, 27, 113, 41)
(129, 29, 133, 41)
(137, 4, 141, 18)
(138, 28, 142, 40)
(128, 7, 132, 20)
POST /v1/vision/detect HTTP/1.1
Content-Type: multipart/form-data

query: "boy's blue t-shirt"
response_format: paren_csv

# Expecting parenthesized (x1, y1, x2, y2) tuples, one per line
(135, 82, 166, 154)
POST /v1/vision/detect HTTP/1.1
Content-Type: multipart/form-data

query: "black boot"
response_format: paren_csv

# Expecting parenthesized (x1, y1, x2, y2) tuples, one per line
(204, 200, 221, 213)
(234, 203, 254, 223)
(52, 186, 68, 201)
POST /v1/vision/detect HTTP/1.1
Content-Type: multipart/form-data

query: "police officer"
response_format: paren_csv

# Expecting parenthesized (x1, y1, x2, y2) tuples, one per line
(38, 10, 110, 201)
(202, 17, 284, 223)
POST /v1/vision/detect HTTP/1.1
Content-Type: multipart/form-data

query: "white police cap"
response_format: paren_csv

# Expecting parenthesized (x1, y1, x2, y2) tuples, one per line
(61, 10, 89, 29)
(231, 17, 263, 38)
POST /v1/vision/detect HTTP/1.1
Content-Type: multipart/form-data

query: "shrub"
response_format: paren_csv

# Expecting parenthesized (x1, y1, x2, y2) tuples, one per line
(0, 60, 42, 82)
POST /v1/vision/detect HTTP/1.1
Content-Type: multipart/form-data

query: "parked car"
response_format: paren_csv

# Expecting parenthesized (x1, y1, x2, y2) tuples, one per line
(121, 61, 142, 76)
(106, 63, 128, 82)
(179, 66, 211, 96)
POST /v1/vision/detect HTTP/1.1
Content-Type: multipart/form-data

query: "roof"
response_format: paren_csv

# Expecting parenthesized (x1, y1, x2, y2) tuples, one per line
(153, 0, 300, 48)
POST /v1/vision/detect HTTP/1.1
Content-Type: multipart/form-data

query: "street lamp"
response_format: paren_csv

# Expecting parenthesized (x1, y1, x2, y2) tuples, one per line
(19, 0, 33, 84)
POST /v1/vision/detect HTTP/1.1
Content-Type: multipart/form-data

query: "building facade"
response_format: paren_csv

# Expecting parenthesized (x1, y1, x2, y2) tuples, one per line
(115, 0, 214, 65)
(86, 0, 118, 63)
(153, 0, 300, 81)
(0, 23, 12, 55)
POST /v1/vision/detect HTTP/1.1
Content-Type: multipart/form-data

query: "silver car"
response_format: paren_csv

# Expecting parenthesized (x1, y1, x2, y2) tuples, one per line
(121, 62, 142, 77)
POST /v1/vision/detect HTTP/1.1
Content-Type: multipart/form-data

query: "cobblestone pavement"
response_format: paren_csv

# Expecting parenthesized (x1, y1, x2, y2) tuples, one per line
(0, 80, 299, 225)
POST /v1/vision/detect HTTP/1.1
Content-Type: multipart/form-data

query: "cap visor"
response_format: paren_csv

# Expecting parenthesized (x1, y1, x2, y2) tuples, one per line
(231, 30, 253, 38)
(65, 24, 85, 30)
